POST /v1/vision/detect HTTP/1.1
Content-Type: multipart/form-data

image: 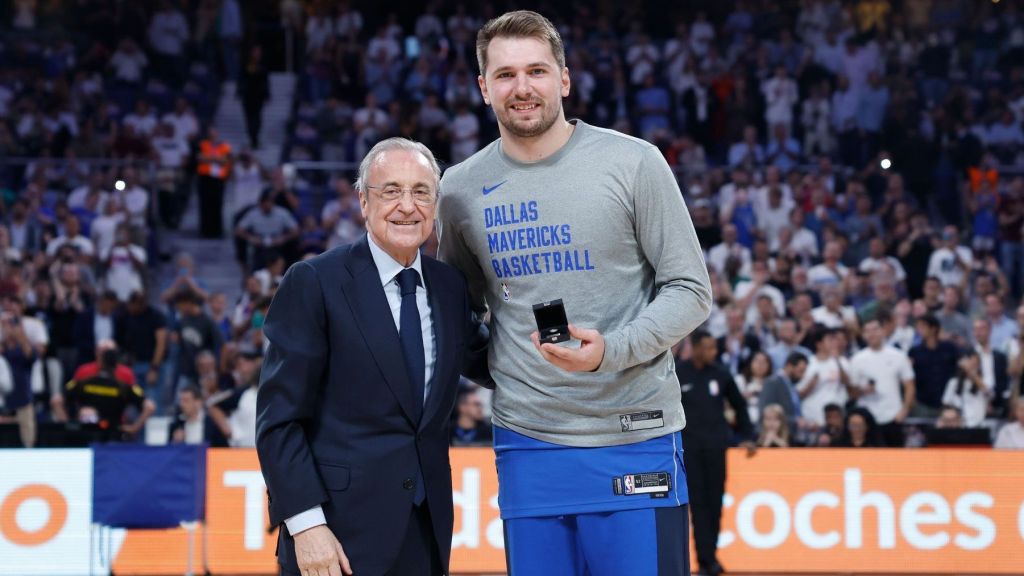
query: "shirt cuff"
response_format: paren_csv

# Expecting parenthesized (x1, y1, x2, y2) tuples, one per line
(284, 505, 326, 535)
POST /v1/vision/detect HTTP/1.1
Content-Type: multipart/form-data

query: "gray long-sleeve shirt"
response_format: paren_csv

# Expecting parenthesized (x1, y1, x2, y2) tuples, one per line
(438, 120, 712, 447)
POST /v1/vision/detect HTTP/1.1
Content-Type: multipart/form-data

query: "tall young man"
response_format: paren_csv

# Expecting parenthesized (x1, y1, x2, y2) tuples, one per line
(438, 11, 711, 575)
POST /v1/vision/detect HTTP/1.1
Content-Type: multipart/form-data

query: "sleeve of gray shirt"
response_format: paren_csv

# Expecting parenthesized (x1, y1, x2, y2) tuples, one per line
(437, 186, 490, 316)
(596, 146, 712, 373)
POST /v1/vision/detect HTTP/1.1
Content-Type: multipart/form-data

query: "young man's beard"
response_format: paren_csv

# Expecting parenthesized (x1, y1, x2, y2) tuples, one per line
(498, 99, 561, 139)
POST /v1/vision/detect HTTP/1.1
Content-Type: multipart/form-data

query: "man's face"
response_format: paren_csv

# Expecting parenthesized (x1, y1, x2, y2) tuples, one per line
(459, 394, 483, 421)
(973, 320, 991, 346)
(179, 391, 200, 418)
(196, 354, 215, 375)
(825, 409, 843, 429)
(478, 36, 569, 140)
(787, 359, 808, 382)
(696, 337, 718, 363)
(359, 149, 437, 262)
(936, 409, 962, 429)
(235, 355, 258, 382)
(777, 320, 796, 344)
(863, 320, 883, 348)
(985, 296, 1003, 319)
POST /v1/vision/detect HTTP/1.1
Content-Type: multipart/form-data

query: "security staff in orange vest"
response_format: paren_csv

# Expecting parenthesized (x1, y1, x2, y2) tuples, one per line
(196, 127, 232, 238)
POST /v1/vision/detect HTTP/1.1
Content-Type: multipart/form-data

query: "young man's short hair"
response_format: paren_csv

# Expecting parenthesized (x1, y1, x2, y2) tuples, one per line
(476, 10, 565, 74)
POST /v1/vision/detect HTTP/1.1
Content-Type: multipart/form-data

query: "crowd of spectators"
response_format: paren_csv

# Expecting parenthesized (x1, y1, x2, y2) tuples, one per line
(4, 1, 1024, 451)
(0, 0, 257, 447)
(275, 0, 1024, 449)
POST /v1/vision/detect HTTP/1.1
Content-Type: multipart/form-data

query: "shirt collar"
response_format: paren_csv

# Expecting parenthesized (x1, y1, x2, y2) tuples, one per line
(366, 233, 424, 289)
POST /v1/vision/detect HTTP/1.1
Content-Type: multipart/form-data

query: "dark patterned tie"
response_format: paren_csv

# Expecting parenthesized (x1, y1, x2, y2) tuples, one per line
(396, 268, 425, 420)
(396, 268, 426, 505)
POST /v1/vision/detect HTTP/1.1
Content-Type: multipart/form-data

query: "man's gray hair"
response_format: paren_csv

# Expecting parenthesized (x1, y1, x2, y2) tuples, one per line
(353, 137, 441, 195)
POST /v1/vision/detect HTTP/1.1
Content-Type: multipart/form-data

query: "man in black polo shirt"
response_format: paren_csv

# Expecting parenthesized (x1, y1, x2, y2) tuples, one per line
(114, 290, 169, 413)
(676, 330, 756, 576)
(908, 314, 959, 419)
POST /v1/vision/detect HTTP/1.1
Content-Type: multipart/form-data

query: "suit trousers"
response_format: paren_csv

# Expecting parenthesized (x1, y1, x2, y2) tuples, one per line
(387, 502, 443, 576)
(683, 447, 726, 572)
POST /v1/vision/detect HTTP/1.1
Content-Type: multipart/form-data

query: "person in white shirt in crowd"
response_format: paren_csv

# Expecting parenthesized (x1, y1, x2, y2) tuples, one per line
(783, 207, 820, 265)
(152, 122, 191, 228)
(941, 350, 990, 428)
(366, 25, 401, 64)
(0, 226, 21, 263)
(807, 240, 847, 290)
(994, 399, 1024, 449)
(161, 96, 199, 145)
(90, 196, 125, 263)
(707, 223, 751, 278)
(982, 294, 1019, 352)
(762, 66, 799, 137)
(117, 167, 150, 244)
(801, 83, 832, 156)
(229, 149, 266, 274)
(334, 0, 363, 40)
(123, 100, 158, 137)
(102, 223, 146, 302)
(303, 5, 333, 55)
(147, 0, 189, 84)
(108, 38, 148, 84)
(68, 171, 110, 213)
(927, 225, 973, 288)
(735, 350, 772, 426)
(689, 10, 716, 57)
(757, 183, 794, 249)
(849, 317, 916, 447)
(811, 284, 858, 332)
(859, 236, 907, 284)
(625, 33, 661, 86)
(46, 215, 94, 263)
(733, 260, 785, 326)
(880, 301, 917, 352)
(799, 327, 852, 428)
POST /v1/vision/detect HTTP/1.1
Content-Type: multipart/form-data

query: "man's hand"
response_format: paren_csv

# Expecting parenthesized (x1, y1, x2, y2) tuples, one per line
(530, 324, 605, 372)
(739, 440, 758, 458)
(894, 407, 909, 423)
(293, 525, 352, 576)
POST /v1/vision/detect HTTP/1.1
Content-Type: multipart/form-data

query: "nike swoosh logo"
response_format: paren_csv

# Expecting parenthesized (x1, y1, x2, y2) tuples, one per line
(482, 180, 508, 195)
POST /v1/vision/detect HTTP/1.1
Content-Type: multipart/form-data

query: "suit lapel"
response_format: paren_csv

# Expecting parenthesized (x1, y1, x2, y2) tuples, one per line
(340, 236, 419, 427)
(420, 257, 455, 430)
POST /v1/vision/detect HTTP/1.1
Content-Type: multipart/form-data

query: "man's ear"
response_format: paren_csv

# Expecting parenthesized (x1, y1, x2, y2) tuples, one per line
(478, 74, 490, 106)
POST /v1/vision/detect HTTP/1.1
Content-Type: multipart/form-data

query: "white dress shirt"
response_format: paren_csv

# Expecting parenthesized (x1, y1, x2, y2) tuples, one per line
(285, 236, 436, 535)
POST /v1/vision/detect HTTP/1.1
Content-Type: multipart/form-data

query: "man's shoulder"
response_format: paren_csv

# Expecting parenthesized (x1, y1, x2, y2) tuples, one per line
(422, 254, 467, 290)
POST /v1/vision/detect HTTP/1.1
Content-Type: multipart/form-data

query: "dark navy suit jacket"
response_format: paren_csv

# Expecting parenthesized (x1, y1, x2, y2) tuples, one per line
(256, 236, 488, 575)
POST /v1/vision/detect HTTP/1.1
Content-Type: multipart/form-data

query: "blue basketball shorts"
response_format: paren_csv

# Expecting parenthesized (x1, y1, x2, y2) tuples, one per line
(494, 427, 691, 576)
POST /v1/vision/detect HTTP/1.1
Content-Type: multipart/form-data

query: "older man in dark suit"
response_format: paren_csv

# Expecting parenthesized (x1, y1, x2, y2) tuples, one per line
(257, 138, 488, 576)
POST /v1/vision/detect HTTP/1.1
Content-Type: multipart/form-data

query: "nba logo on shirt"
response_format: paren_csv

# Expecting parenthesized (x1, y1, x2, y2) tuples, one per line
(709, 379, 720, 396)
(623, 475, 635, 495)
(501, 282, 511, 302)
